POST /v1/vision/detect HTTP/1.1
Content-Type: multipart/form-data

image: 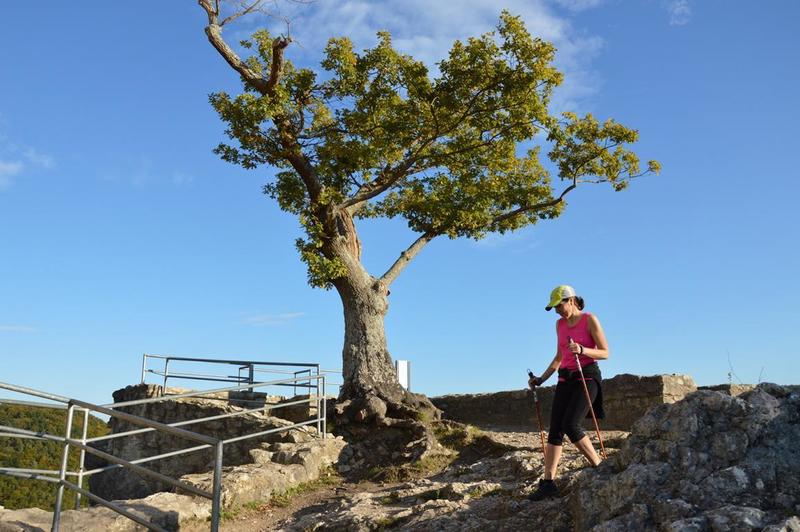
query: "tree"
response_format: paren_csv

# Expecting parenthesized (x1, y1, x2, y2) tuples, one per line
(197, 1, 659, 458)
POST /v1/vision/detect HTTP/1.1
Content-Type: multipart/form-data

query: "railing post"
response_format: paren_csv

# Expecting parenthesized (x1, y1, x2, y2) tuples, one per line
(315, 367, 321, 435)
(321, 375, 327, 439)
(74, 408, 90, 509)
(162, 358, 170, 395)
(210, 441, 224, 532)
(248, 364, 254, 393)
(52, 403, 75, 531)
(141, 353, 148, 384)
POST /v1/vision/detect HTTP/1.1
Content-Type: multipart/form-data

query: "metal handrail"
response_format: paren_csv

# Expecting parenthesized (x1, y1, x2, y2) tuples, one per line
(0, 371, 328, 532)
(0, 381, 223, 531)
(108, 376, 319, 408)
(85, 397, 313, 444)
(141, 354, 320, 387)
(140, 354, 344, 397)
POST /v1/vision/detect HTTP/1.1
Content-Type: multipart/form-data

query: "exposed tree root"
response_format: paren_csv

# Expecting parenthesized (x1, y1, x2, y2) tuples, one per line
(333, 387, 444, 474)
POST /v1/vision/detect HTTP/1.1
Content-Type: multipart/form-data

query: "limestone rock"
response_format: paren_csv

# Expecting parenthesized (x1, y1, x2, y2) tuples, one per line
(570, 384, 800, 530)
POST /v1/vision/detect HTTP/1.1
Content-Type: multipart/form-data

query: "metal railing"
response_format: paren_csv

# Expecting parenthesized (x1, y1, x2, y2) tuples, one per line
(141, 353, 342, 396)
(0, 369, 328, 532)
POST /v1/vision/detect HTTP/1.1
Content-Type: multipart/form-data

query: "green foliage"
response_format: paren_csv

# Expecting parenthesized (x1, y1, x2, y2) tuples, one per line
(210, 10, 659, 286)
(294, 214, 347, 289)
(0, 404, 109, 510)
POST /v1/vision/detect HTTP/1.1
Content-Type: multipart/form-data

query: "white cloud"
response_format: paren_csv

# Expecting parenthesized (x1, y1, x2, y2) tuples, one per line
(471, 229, 541, 252)
(0, 127, 55, 190)
(243, 312, 305, 326)
(233, 0, 606, 112)
(171, 171, 195, 186)
(0, 325, 36, 333)
(102, 156, 194, 188)
(666, 0, 691, 26)
(0, 160, 24, 190)
(553, 0, 603, 12)
(22, 147, 55, 169)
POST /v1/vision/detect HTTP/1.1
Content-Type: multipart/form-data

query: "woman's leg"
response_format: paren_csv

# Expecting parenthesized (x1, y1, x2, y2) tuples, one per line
(544, 443, 562, 479)
(573, 434, 601, 467)
(544, 382, 569, 479)
(562, 380, 601, 466)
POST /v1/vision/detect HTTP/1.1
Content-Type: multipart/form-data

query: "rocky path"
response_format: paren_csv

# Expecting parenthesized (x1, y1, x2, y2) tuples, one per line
(186, 384, 800, 530)
(195, 426, 626, 531)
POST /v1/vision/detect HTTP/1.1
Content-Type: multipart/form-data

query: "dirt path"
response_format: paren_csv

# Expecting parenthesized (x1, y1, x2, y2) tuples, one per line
(182, 479, 395, 532)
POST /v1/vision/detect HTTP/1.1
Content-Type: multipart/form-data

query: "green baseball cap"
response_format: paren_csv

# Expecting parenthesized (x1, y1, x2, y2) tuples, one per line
(545, 285, 577, 311)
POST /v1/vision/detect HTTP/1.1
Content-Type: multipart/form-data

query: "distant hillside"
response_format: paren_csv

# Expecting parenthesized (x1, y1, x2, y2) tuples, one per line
(0, 404, 109, 510)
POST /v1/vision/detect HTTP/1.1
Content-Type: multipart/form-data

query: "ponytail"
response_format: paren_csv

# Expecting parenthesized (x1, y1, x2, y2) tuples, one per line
(575, 296, 585, 310)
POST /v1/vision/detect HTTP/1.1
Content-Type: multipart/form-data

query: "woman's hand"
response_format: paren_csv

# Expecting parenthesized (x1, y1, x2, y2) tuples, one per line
(528, 375, 543, 388)
(568, 337, 584, 355)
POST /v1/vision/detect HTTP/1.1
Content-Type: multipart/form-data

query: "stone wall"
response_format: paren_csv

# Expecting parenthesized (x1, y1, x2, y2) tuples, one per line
(431, 373, 698, 431)
(88, 384, 320, 501)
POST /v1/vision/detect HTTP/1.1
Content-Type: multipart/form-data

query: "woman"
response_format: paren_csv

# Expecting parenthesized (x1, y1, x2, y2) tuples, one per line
(527, 284, 609, 501)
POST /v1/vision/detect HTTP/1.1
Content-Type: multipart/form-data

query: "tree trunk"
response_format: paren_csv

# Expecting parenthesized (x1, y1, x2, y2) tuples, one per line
(324, 209, 440, 468)
(333, 270, 437, 421)
(338, 278, 398, 400)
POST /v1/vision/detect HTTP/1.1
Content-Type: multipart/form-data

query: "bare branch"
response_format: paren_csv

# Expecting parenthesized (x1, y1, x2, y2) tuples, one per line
(199, 1, 323, 202)
(266, 36, 291, 94)
(380, 231, 438, 286)
(220, 0, 266, 26)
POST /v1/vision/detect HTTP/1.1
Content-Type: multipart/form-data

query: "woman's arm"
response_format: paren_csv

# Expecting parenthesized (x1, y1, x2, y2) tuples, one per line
(539, 351, 562, 382)
(529, 323, 563, 386)
(583, 314, 610, 360)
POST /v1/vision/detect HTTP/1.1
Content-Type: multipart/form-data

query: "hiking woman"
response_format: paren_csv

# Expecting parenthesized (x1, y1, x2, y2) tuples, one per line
(527, 285, 609, 500)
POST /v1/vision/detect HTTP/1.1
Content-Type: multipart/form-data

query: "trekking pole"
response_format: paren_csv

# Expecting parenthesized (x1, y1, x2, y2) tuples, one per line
(527, 369, 548, 461)
(569, 337, 607, 460)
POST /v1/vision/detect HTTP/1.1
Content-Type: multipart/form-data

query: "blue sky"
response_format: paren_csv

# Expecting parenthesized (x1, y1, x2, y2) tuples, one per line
(1, 1, 798, 406)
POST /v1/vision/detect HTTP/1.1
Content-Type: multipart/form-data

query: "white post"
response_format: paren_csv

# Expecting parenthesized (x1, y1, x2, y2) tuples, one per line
(395, 360, 411, 391)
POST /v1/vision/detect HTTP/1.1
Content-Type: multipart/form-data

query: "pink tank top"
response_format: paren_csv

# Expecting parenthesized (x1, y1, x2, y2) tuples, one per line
(557, 312, 596, 372)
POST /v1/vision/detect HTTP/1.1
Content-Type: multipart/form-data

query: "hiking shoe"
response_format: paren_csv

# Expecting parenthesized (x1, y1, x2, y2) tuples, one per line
(528, 479, 559, 501)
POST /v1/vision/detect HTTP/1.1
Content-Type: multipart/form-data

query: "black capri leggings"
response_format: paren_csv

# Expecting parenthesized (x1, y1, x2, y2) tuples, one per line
(547, 378, 598, 446)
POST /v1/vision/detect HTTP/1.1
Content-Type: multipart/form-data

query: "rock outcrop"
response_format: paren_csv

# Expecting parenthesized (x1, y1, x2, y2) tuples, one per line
(571, 383, 800, 530)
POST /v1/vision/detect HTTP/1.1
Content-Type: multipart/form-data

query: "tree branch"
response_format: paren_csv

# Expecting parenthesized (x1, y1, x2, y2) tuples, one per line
(200, 3, 269, 94)
(199, 0, 323, 202)
(490, 180, 577, 227)
(380, 231, 438, 286)
(340, 77, 511, 211)
(219, 0, 265, 26)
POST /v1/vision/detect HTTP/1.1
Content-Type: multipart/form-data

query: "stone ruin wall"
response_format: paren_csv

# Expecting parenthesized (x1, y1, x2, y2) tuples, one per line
(430, 373, 730, 430)
(88, 384, 320, 502)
